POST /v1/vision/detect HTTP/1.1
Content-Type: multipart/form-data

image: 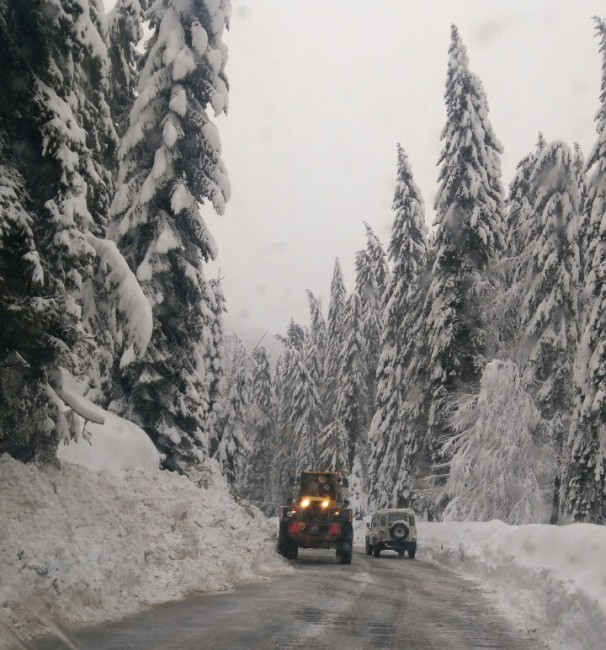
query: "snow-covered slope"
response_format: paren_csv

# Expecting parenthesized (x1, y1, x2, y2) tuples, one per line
(0, 454, 293, 647)
(353, 517, 606, 650)
(421, 521, 606, 650)
(56, 410, 159, 475)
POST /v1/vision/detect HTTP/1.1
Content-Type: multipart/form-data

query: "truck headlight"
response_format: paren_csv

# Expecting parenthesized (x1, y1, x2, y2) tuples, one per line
(300, 498, 310, 508)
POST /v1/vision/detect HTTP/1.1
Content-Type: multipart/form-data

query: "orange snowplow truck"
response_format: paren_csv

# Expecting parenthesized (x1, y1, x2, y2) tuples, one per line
(277, 470, 353, 564)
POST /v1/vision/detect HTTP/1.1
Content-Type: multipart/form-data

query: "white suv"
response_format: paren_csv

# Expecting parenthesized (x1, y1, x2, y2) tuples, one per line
(365, 508, 417, 559)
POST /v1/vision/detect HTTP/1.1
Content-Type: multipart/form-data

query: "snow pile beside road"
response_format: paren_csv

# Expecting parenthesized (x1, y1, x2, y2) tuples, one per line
(0, 454, 293, 647)
(420, 521, 606, 650)
(56, 411, 160, 475)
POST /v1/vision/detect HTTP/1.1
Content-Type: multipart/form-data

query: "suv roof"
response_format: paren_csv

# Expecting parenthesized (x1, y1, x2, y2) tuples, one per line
(372, 508, 415, 516)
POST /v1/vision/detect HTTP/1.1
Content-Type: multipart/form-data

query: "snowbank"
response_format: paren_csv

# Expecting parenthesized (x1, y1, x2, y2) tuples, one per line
(419, 521, 606, 650)
(0, 455, 293, 647)
(56, 410, 159, 475)
(53, 367, 159, 475)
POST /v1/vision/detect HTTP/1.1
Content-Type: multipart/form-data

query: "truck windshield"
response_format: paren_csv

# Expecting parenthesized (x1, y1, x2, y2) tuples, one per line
(299, 473, 336, 499)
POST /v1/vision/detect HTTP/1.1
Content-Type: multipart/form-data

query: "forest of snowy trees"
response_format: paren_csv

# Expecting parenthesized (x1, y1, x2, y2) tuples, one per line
(242, 21, 606, 526)
(2, 3, 606, 528)
(0, 0, 236, 477)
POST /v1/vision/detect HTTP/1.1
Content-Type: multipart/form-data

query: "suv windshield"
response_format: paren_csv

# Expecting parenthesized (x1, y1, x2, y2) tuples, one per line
(388, 513, 409, 524)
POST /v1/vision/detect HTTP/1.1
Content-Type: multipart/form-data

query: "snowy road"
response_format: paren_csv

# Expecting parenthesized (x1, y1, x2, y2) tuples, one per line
(30, 549, 542, 650)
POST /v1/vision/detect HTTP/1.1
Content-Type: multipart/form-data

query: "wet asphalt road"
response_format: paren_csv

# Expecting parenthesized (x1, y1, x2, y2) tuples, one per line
(29, 548, 542, 650)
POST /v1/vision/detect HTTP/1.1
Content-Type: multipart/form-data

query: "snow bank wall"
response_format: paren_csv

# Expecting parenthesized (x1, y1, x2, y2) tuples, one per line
(419, 521, 606, 650)
(0, 455, 293, 647)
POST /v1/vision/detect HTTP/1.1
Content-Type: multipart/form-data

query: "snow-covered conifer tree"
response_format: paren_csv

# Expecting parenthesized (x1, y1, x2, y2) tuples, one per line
(519, 140, 580, 524)
(318, 420, 349, 474)
(335, 292, 368, 465)
(214, 337, 251, 485)
(0, 0, 147, 460)
(0, 132, 76, 461)
(291, 333, 324, 471)
(305, 290, 327, 395)
(443, 360, 552, 524)
(324, 259, 346, 420)
(368, 145, 427, 509)
(243, 345, 276, 513)
(492, 135, 546, 356)
(202, 277, 227, 452)
(109, 0, 231, 473)
(566, 17, 606, 523)
(423, 25, 505, 474)
(365, 222, 388, 294)
(272, 353, 292, 500)
(355, 224, 387, 423)
(274, 321, 310, 498)
(107, 0, 147, 135)
(505, 135, 545, 279)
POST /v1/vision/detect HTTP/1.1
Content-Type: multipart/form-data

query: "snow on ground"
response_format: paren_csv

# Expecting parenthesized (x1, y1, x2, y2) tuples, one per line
(354, 517, 606, 650)
(56, 411, 159, 475)
(0, 453, 293, 648)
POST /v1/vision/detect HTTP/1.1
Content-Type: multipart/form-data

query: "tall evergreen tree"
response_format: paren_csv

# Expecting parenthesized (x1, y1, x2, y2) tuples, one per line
(244, 345, 276, 513)
(572, 142, 592, 335)
(505, 134, 545, 280)
(274, 321, 309, 499)
(273, 353, 292, 501)
(0, 0, 146, 461)
(335, 292, 368, 465)
(318, 420, 349, 473)
(364, 222, 389, 296)
(423, 25, 505, 474)
(494, 134, 546, 357)
(305, 290, 327, 395)
(519, 140, 580, 524)
(107, 0, 147, 136)
(368, 145, 427, 508)
(355, 224, 387, 424)
(202, 276, 227, 453)
(109, 0, 231, 473)
(566, 17, 606, 523)
(215, 337, 251, 485)
(280, 328, 324, 476)
(324, 258, 346, 420)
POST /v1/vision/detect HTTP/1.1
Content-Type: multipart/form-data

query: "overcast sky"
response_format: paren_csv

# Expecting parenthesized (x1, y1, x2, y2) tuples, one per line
(109, 0, 606, 349)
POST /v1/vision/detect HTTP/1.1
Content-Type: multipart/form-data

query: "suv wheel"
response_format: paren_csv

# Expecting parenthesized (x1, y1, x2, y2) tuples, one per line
(407, 547, 416, 559)
(372, 544, 381, 558)
(397, 547, 405, 557)
(365, 540, 372, 555)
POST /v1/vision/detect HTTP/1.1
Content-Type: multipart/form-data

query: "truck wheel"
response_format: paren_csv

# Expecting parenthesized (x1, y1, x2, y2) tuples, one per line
(340, 548, 352, 565)
(285, 537, 298, 560)
(278, 526, 298, 560)
(372, 544, 381, 558)
(277, 522, 290, 557)
(407, 547, 416, 559)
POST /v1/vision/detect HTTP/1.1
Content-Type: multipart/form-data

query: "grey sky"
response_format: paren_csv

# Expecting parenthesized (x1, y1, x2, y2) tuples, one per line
(109, 0, 606, 348)
(205, 0, 604, 348)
